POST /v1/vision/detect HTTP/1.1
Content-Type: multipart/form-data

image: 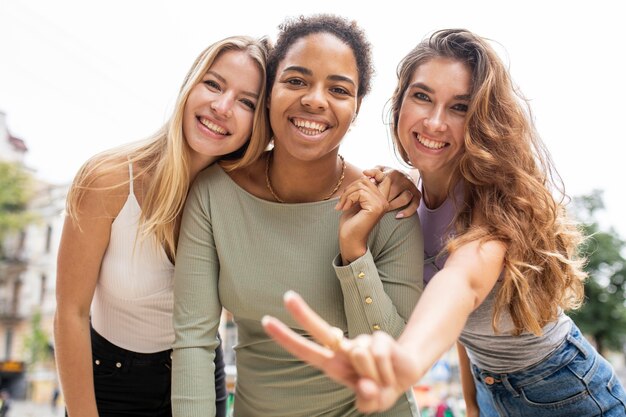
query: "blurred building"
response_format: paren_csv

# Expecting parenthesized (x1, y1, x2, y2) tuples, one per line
(0, 112, 65, 401)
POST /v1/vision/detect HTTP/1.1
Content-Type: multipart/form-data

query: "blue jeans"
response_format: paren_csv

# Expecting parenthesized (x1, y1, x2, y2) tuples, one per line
(472, 324, 626, 417)
(88, 326, 227, 417)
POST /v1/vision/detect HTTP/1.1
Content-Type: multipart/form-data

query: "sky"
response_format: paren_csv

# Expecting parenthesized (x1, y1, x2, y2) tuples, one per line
(1, 0, 625, 237)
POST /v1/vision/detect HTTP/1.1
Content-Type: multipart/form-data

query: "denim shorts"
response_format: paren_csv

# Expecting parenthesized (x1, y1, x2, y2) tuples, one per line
(471, 324, 626, 417)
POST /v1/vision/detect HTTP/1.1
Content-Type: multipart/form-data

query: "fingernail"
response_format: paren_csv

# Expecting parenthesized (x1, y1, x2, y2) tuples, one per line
(261, 315, 272, 326)
(395, 212, 405, 219)
(369, 177, 377, 184)
(284, 290, 297, 301)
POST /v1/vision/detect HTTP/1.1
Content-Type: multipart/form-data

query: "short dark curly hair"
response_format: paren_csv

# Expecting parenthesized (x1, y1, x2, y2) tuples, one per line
(267, 14, 374, 99)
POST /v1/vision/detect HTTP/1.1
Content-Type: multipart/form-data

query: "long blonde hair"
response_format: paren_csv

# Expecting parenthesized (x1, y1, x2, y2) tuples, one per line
(390, 29, 587, 335)
(67, 36, 270, 259)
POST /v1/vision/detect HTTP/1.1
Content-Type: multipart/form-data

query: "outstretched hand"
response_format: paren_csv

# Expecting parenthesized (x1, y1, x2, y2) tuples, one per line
(262, 291, 422, 413)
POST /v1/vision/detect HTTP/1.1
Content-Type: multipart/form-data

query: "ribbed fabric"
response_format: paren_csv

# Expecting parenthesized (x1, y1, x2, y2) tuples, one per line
(172, 164, 424, 417)
(417, 182, 572, 373)
(92, 163, 175, 353)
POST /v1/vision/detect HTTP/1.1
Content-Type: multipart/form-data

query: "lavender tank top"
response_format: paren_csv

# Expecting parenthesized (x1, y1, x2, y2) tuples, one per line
(417, 181, 571, 373)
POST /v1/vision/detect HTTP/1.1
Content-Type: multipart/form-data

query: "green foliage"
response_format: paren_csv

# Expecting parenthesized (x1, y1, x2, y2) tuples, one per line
(569, 190, 626, 353)
(0, 161, 37, 254)
(22, 309, 53, 367)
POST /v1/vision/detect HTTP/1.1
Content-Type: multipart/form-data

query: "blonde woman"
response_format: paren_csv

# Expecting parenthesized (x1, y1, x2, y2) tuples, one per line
(54, 36, 270, 417)
(263, 29, 626, 417)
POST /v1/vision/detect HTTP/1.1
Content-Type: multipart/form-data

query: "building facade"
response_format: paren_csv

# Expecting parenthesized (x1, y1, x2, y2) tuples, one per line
(0, 112, 64, 401)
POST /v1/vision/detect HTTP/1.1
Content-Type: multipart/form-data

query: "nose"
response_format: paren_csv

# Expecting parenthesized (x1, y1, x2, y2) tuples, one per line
(211, 93, 234, 118)
(301, 85, 327, 111)
(423, 106, 447, 132)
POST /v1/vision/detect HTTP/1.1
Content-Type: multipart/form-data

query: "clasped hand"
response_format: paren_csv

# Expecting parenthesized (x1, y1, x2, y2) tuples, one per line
(335, 168, 420, 265)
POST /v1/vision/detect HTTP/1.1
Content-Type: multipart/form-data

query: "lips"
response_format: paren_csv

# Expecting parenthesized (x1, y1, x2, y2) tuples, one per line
(198, 116, 230, 136)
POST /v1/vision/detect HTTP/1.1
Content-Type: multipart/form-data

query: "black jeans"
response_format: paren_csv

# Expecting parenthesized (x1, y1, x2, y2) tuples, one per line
(86, 326, 226, 417)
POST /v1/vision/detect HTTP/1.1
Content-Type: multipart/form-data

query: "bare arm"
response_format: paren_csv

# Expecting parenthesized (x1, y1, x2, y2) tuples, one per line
(54, 173, 125, 417)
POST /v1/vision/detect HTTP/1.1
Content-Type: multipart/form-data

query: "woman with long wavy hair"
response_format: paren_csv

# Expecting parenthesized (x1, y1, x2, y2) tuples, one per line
(263, 28, 626, 417)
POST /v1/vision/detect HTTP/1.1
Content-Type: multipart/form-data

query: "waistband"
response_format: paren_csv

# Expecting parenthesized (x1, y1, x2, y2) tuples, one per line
(472, 324, 590, 393)
(90, 325, 172, 363)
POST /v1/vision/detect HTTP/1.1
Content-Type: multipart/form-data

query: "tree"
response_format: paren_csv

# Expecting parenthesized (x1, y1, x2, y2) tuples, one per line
(22, 309, 53, 367)
(0, 161, 36, 257)
(569, 190, 626, 354)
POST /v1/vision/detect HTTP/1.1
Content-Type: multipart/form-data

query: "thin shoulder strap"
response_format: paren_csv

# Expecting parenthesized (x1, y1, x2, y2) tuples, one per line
(128, 161, 135, 196)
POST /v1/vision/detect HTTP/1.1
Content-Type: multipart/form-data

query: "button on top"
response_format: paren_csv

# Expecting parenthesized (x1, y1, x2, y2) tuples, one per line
(94, 359, 100, 365)
(484, 376, 495, 385)
(357, 272, 366, 279)
(365, 296, 373, 304)
(115, 362, 122, 368)
(372, 324, 381, 331)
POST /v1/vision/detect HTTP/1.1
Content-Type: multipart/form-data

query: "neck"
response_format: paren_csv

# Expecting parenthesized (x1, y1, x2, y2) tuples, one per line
(188, 154, 219, 185)
(420, 171, 456, 209)
(267, 146, 344, 203)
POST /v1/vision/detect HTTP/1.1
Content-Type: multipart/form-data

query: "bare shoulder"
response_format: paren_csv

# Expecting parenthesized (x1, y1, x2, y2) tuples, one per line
(71, 155, 132, 220)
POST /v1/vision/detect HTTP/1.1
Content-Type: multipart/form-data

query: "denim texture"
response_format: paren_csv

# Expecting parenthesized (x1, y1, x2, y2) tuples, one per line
(472, 324, 626, 417)
(90, 326, 227, 417)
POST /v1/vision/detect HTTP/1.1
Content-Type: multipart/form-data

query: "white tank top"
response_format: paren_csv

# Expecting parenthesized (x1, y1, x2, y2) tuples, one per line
(91, 163, 175, 353)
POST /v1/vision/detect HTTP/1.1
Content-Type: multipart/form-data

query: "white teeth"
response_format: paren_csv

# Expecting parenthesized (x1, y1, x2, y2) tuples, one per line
(292, 118, 328, 134)
(200, 118, 228, 135)
(417, 134, 446, 150)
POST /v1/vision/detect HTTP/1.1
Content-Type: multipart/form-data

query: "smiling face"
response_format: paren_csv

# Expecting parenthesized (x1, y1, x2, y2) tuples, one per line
(268, 32, 361, 162)
(182, 50, 262, 166)
(397, 57, 472, 182)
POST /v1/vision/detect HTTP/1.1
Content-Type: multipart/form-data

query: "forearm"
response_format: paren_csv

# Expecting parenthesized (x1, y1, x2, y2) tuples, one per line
(398, 267, 475, 380)
(54, 311, 99, 417)
(172, 345, 217, 416)
(334, 250, 410, 338)
(335, 215, 422, 339)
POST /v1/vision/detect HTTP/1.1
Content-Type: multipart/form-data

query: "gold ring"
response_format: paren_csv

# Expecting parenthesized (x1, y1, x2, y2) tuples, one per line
(325, 327, 345, 352)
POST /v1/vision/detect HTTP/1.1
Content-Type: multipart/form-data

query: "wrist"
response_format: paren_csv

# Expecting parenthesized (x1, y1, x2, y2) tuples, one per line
(339, 231, 367, 265)
(340, 244, 367, 265)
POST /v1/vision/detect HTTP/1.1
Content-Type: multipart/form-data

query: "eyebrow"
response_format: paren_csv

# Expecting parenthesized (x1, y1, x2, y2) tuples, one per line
(409, 82, 471, 101)
(283, 66, 356, 87)
(206, 70, 259, 99)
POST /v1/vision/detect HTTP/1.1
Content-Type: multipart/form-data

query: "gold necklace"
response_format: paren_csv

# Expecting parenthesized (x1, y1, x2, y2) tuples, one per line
(265, 151, 346, 203)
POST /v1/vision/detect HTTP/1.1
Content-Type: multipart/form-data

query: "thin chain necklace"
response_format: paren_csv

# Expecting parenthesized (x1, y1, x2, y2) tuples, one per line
(265, 151, 346, 203)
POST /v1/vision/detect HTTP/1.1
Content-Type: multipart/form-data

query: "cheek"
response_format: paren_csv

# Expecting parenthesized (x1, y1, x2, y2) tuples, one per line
(236, 110, 256, 141)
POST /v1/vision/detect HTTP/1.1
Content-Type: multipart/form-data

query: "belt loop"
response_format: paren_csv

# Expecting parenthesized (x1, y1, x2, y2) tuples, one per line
(566, 331, 589, 358)
(502, 375, 519, 398)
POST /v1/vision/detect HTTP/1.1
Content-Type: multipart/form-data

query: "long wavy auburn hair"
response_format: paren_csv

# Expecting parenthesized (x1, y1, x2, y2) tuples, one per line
(66, 36, 271, 259)
(389, 29, 587, 335)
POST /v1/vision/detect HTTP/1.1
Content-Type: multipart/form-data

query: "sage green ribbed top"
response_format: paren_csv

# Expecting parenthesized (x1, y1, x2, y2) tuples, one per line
(172, 164, 424, 417)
